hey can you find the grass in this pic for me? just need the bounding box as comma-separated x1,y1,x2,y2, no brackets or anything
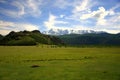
0,46,120,80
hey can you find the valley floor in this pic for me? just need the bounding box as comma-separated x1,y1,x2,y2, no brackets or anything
0,46,120,80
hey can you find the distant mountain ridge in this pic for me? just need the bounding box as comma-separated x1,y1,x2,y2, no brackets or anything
58,33,120,46
43,29,106,35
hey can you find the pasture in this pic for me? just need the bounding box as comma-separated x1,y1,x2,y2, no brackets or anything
0,46,120,80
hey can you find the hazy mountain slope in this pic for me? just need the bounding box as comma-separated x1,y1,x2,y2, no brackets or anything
58,33,120,46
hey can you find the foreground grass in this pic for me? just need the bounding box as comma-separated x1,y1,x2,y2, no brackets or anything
0,46,120,80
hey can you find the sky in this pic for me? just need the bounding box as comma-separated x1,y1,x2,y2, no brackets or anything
0,0,120,35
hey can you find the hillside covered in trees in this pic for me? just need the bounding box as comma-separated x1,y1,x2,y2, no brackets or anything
58,33,120,46
0,30,64,46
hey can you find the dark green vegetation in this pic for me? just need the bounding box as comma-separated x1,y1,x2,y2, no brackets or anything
0,46,120,80
0,34,3,40
58,33,120,46
0,30,63,46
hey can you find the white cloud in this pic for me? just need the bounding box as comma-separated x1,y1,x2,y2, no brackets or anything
0,8,20,18
60,15,65,18
109,4,120,15
25,0,42,17
0,20,39,35
73,0,96,13
67,0,97,21
93,12,120,34
93,27,120,34
73,23,120,34
73,25,92,30
73,0,89,12
54,0,71,9
103,30,120,34
79,6,119,26
55,21,68,24
95,6,120,26
108,13,120,23
44,14,56,29
11,1,25,16
44,13,68,29
44,14,92,31
92,7,108,25
80,7,108,19
0,0,43,18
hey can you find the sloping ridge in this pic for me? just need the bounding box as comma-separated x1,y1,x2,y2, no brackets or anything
0,30,64,46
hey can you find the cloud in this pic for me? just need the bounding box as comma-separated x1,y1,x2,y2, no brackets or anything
44,13,68,29
0,20,39,35
93,9,120,34
0,8,20,18
60,15,65,18
44,13,56,29
11,1,25,16
80,7,104,19
79,5,120,26
108,4,120,15
54,0,71,9
95,6,120,26
0,0,43,18
73,0,96,13
0,0,7,3
25,0,42,17
67,0,97,21
80,7,108,25
73,0,90,12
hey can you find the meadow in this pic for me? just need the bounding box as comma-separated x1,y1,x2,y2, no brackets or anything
0,46,120,80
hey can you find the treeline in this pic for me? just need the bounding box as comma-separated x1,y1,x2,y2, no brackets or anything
58,33,120,46
0,30,64,46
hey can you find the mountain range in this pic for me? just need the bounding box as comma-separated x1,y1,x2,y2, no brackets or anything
0,30,120,46
43,29,120,46
43,29,106,35
58,33,120,46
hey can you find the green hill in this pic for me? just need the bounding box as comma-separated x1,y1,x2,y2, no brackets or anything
58,33,120,46
0,30,64,46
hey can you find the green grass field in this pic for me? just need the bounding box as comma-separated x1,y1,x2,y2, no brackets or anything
0,46,120,80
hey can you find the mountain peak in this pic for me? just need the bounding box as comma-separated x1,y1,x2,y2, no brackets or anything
43,29,106,35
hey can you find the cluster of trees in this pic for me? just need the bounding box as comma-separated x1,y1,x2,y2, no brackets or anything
58,33,120,46
0,30,64,46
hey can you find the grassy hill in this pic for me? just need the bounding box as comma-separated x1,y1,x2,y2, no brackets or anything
0,30,64,46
